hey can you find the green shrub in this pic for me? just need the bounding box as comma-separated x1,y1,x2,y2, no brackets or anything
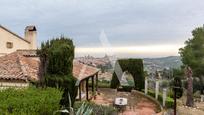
117,86,133,92
147,90,174,108
111,59,144,91
88,80,111,88
98,80,111,88
110,72,120,88
0,87,62,114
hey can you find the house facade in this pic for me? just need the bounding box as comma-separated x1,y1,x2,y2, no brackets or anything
0,25,37,56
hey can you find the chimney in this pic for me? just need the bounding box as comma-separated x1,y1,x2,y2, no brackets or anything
24,26,37,49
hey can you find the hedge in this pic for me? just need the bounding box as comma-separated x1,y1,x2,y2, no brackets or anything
147,90,174,108
88,80,111,88
0,87,62,114
111,59,144,91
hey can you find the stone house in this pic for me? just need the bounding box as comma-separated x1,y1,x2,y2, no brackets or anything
0,50,40,89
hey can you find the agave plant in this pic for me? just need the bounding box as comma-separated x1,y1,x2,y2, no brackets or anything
75,102,93,115
54,92,92,115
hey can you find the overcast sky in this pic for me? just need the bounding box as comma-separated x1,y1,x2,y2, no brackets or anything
1,0,204,57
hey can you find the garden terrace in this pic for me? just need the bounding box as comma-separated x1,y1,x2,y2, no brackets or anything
91,88,163,115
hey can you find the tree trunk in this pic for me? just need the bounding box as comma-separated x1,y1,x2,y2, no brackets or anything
186,76,194,107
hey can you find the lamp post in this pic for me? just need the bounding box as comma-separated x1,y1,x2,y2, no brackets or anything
173,86,180,115
172,76,183,115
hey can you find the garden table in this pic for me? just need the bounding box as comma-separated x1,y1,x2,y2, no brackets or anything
115,98,128,106
114,98,128,111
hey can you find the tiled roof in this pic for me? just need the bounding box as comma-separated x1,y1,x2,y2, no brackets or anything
73,61,99,81
0,51,99,82
0,51,40,81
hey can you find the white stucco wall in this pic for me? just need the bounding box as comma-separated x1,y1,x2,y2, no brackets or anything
0,27,31,56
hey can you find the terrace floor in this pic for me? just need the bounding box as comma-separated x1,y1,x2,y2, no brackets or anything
91,88,161,115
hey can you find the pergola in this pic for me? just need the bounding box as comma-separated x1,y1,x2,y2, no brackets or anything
73,61,99,101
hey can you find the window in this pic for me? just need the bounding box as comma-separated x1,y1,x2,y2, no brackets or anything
6,42,13,49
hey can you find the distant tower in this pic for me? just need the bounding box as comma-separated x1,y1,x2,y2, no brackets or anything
24,26,37,49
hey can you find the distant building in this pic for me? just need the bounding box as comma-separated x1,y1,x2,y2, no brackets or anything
0,25,37,56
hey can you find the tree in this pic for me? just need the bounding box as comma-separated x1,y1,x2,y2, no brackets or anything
38,36,77,107
179,26,204,93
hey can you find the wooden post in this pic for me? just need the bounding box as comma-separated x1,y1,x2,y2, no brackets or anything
79,82,81,101
96,73,98,93
92,76,94,96
86,78,89,100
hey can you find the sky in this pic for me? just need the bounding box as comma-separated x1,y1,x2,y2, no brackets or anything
1,0,204,58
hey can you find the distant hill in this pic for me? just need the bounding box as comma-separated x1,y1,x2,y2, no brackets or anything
143,56,182,72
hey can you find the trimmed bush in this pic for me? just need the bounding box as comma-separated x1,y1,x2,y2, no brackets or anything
147,90,174,108
0,87,62,114
110,72,120,88
111,59,144,91
89,80,111,88
120,86,133,92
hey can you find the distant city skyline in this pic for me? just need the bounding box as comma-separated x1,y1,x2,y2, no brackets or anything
1,0,204,57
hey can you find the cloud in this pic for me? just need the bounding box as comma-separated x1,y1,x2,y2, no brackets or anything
1,0,204,57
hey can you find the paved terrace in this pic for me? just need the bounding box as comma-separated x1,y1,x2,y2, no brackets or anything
91,88,162,115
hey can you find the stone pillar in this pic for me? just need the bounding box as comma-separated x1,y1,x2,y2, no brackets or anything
145,79,148,95
201,95,204,102
155,80,159,100
186,66,194,107
186,76,194,106
163,88,167,106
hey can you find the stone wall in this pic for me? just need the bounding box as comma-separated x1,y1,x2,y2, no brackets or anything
0,81,29,90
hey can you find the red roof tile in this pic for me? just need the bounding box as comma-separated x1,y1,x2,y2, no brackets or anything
0,51,40,81
73,61,99,81
0,51,99,82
